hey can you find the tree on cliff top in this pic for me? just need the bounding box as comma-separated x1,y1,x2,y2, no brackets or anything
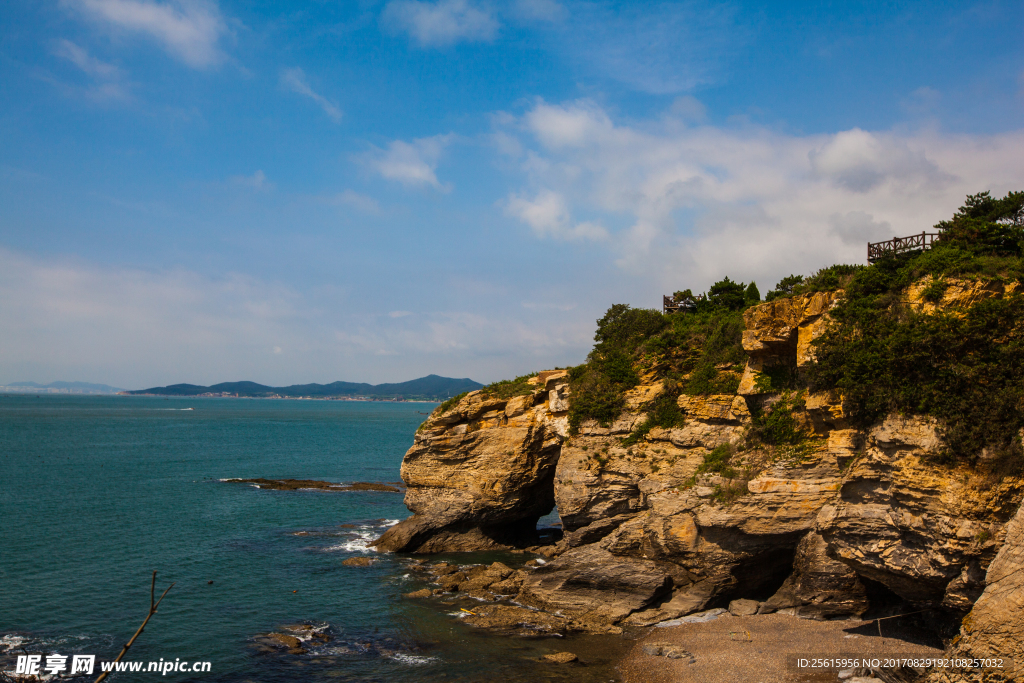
935,190,1024,257
807,189,1024,471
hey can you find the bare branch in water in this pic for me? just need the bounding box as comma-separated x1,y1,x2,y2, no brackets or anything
94,571,174,683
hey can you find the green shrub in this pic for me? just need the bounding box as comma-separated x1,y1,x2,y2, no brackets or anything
623,391,686,445
568,365,628,433
809,293,1024,466
934,191,1024,256
568,297,748,432
747,393,805,447
482,372,538,400
437,391,469,414
697,444,736,479
753,364,795,394
795,264,863,294
765,274,804,302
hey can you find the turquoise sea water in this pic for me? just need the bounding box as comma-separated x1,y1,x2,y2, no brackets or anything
1,395,624,682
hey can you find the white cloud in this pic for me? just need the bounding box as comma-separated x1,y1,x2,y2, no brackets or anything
828,211,894,246
332,189,380,213
669,95,707,122
53,39,130,100
55,39,122,80
525,99,613,149
381,0,498,47
68,0,227,68
505,189,608,241
362,135,454,189
499,99,1024,293
808,128,950,192
229,170,270,189
280,67,343,123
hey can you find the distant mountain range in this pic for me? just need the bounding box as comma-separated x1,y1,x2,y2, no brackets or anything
127,374,483,400
1,381,125,394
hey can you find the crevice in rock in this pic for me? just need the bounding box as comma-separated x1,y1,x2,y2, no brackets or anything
858,575,908,619
724,545,799,603
851,577,959,647
844,578,950,650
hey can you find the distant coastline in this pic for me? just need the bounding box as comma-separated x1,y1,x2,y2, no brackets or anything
121,392,439,403
2,374,481,401
0,381,124,395
124,374,481,402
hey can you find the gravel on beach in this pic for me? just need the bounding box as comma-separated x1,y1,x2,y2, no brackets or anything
619,612,944,683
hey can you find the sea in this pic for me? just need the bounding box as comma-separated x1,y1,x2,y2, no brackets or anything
0,394,626,682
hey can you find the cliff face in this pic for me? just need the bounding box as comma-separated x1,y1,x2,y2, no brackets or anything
376,286,1024,644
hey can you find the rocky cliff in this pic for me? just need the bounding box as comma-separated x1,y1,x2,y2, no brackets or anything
375,283,1024,675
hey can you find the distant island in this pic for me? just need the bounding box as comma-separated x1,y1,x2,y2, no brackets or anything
125,374,483,401
0,381,126,394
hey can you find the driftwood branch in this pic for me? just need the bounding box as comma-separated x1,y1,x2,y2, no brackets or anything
94,571,175,683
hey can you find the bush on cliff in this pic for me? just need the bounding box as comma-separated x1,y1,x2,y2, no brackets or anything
807,190,1024,468
482,372,539,400
567,279,750,434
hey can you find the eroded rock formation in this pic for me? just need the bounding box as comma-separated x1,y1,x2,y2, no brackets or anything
375,287,1024,653
375,372,569,553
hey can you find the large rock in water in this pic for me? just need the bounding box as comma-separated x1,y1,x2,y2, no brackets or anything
375,374,569,552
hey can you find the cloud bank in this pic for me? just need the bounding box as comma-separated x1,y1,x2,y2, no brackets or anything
500,99,1024,292
0,248,589,388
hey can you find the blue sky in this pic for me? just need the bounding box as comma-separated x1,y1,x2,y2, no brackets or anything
1,0,1022,388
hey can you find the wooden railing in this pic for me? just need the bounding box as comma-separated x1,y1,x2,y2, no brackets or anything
663,295,698,314
867,231,939,263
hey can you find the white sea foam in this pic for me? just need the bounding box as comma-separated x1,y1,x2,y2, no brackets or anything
321,518,398,553
389,653,436,665
1,634,27,652
322,539,372,552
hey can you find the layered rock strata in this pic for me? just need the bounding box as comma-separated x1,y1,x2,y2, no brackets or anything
376,288,1024,649
375,372,569,553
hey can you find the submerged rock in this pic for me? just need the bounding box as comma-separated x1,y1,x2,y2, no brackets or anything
342,556,375,567
225,478,403,492
541,652,578,664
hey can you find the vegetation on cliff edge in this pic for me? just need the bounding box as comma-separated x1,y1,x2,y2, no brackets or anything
807,190,1024,469
567,284,751,434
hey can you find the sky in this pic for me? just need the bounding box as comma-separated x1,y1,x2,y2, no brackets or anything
1,0,1023,389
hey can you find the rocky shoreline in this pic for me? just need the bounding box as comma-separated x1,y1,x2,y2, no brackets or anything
373,287,1024,681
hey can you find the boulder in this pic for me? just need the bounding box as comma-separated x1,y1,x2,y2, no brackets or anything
728,599,759,616
540,652,578,664
342,556,374,567
517,545,672,627
761,531,867,619
374,388,564,553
